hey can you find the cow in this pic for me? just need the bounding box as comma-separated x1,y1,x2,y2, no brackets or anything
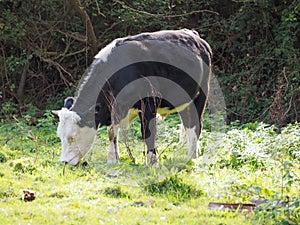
52,29,212,166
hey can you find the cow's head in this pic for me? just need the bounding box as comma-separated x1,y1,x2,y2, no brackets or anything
52,99,96,165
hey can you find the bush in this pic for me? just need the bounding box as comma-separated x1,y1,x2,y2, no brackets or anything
104,186,131,199
0,152,7,163
145,176,203,204
0,0,299,125
254,197,300,224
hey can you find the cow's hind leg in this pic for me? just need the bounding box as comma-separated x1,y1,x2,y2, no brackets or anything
138,99,158,165
179,93,207,160
107,126,120,164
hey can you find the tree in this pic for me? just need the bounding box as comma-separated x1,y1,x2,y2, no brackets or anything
0,0,299,125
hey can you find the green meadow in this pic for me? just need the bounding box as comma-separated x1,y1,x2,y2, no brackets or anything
0,112,299,224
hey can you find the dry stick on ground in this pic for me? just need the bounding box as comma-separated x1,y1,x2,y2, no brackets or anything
123,136,136,164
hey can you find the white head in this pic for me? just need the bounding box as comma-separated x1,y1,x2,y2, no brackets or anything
52,108,97,165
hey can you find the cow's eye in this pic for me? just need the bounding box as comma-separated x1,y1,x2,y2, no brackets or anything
67,136,76,143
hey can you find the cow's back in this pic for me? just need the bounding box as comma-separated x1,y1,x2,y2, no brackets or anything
114,29,212,66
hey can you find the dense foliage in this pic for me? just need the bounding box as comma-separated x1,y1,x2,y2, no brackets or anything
0,0,299,126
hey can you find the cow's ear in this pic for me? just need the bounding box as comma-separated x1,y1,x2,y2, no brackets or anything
64,97,75,109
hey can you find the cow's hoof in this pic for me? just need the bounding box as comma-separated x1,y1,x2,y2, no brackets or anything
146,152,158,166
107,159,119,164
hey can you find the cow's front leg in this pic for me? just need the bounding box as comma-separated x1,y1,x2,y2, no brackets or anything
107,126,120,164
139,102,158,165
185,126,200,159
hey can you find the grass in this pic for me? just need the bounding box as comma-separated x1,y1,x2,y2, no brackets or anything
0,111,299,224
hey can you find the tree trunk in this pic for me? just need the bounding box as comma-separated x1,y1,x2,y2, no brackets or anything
16,60,29,101
69,0,98,56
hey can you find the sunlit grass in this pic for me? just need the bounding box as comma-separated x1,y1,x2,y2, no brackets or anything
0,113,299,224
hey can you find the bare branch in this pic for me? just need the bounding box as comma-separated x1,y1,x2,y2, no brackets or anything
97,21,124,48
115,0,219,18
56,30,87,43
69,0,98,56
39,56,73,86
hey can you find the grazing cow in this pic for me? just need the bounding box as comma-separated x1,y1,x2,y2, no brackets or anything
52,29,212,166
